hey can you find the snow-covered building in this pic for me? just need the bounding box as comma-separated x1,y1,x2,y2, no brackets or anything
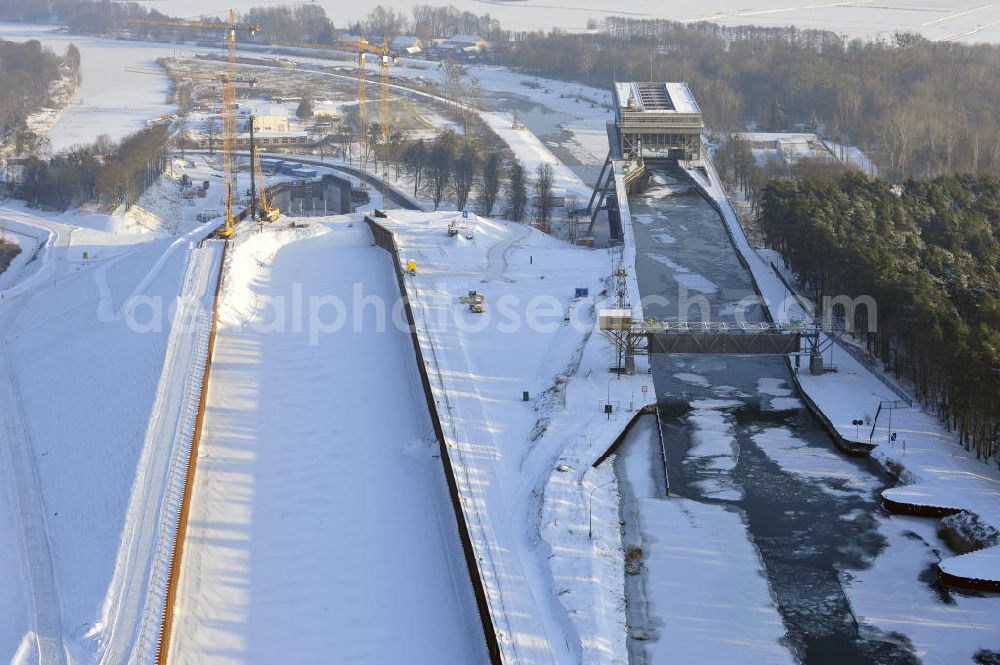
741,132,840,168
234,105,291,133
441,34,488,52
196,131,310,150
391,35,423,54
612,81,703,161
250,114,290,133
312,102,342,127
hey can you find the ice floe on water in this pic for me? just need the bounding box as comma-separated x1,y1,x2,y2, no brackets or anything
766,397,802,411
647,253,685,271
673,372,710,387
752,426,880,498
642,184,694,199
757,377,791,396
675,272,719,294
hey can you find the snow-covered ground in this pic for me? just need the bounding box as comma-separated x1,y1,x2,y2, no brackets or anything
168,218,488,664
132,0,1000,43
381,209,653,665
0,161,234,665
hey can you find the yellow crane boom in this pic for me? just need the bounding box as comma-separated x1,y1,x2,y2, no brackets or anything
252,144,279,222
339,36,398,206
272,38,399,206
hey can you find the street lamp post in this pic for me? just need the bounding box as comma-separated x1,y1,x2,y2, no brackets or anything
589,478,616,539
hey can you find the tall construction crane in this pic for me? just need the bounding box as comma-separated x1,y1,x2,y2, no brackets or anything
273,38,399,205
129,11,260,236
340,36,398,206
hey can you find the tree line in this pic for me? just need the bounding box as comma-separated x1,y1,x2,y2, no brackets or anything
760,172,1000,463
490,22,1000,181
0,0,165,34
0,38,77,152
349,127,555,225
18,123,169,210
348,5,505,41
9,0,505,45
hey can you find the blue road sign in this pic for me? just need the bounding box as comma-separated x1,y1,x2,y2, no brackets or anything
890,432,897,442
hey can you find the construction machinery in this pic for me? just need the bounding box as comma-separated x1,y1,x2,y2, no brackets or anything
460,290,486,313
129,10,260,236
251,140,280,223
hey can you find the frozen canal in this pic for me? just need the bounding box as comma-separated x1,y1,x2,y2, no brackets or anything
169,222,488,664
618,169,1000,665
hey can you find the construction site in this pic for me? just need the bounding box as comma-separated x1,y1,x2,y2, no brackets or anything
1,12,999,665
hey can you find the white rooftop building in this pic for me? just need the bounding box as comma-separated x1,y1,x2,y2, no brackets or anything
391,35,423,54
612,81,704,160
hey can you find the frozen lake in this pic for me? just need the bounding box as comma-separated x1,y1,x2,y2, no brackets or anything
0,24,182,152
132,0,1000,43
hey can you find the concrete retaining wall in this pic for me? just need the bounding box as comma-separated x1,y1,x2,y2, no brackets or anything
153,239,229,665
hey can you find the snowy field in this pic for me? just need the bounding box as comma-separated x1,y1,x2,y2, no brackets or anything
134,0,1000,42
0,163,234,665
168,219,488,664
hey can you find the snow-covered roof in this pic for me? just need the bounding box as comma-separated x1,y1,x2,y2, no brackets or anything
613,82,700,114
447,34,485,44
236,130,307,139
391,35,421,47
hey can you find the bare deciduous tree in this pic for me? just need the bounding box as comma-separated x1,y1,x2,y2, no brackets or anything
504,159,528,222
452,144,479,210
477,152,502,216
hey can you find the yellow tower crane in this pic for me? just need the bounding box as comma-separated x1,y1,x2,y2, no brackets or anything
339,36,398,207
275,38,399,206
129,11,260,236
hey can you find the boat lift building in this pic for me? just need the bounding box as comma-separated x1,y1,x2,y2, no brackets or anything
612,81,704,161
589,82,705,235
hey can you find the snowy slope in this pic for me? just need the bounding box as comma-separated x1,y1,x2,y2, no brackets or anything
0,163,233,664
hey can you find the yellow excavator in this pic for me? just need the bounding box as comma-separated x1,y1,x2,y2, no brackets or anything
252,145,280,222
